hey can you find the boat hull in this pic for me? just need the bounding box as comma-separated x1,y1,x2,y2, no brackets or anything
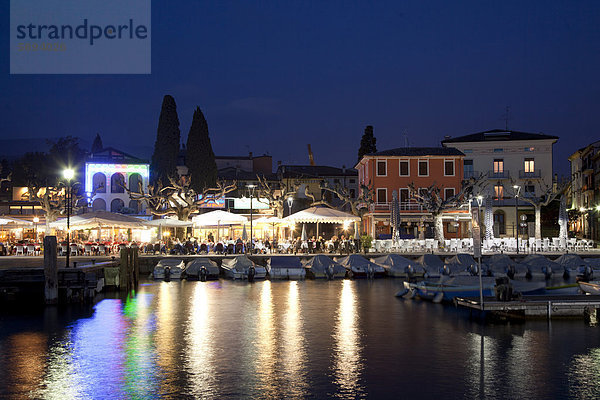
579,281,600,295
267,268,306,280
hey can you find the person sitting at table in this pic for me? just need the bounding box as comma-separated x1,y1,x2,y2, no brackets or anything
264,239,271,254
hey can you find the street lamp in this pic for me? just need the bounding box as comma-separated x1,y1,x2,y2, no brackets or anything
247,184,256,254
513,185,521,254
287,196,294,240
63,168,74,268
475,195,483,307
33,216,39,242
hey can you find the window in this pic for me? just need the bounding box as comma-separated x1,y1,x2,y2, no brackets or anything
418,160,428,176
464,159,474,178
349,189,356,198
494,184,504,199
447,221,458,233
377,188,387,204
524,185,535,197
399,188,409,203
93,173,106,193
110,198,124,213
349,179,356,184
129,173,142,193
493,159,504,173
111,173,125,193
444,188,455,200
494,211,506,235
444,160,455,176
463,149,473,154
399,160,409,176
333,178,340,184
419,188,428,198
376,160,387,176
92,198,106,211
524,147,535,152
524,158,534,173
494,148,504,153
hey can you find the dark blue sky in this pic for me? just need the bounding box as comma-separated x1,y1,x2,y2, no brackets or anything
2,1,599,175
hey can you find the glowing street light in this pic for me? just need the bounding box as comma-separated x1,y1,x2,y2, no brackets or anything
33,216,39,242
247,184,256,254
513,185,521,254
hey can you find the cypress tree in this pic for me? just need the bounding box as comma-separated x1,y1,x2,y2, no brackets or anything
91,133,103,154
358,125,377,162
186,106,217,191
151,95,181,184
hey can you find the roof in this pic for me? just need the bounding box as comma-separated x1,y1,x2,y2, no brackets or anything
364,147,465,157
217,167,277,181
88,147,148,164
441,129,559,144
277,165,358,179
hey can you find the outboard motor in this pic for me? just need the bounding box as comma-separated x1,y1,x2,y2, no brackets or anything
577,265,594,282
441,265,452,276
164,266,171,281
506,265,516,279
495,277,513,301
326,264,334,280
248,266,256,282
542,266,552,280
199,266,207,282
405,265,415,278
367,266,374,279
468,264,479,276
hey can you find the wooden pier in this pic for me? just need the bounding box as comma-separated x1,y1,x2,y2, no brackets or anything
456,295,600,320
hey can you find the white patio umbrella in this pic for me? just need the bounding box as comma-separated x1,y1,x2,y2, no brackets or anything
301,224,307,241
254,216,287,240
0,216,33,226
284,205,360,239
193,210,248,241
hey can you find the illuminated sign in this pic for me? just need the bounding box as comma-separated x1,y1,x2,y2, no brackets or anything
233,197,270,210
85,163,149,193
198,195,226,209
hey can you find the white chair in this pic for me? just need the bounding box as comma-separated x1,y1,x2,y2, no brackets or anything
70,244,78,256
84,244,92,256
15,245,24,255
27,244,35,256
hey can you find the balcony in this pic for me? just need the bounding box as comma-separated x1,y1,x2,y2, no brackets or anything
488,170,510,179
519,169,541,179
463,170,481,179
371,202,424,213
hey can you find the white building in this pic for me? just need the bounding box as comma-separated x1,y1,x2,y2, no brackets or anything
442,129,558,238
85,147,149,215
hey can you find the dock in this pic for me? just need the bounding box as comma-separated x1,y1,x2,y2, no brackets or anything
456,295,600,320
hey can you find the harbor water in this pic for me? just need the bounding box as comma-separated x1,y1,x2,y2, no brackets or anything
1,279,599,399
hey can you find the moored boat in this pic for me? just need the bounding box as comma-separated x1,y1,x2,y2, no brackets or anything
337,254,385,278
153,259,186,280
303,255,347,279
185,258,220,281
579,281,600,295
399,276,497,303
371,254,424,278
221,255,267,280
267,256,306,280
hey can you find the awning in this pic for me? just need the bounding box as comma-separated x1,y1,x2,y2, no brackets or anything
50,210,147,229
192,210,248,227
0,216,33,226
284,206,360,224
145,218,193,227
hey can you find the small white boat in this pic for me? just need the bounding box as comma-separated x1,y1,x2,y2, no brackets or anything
266,256,306,280
153,259,186,280
371,254,424,278
185,258,220,281
221,255,267,281
303,255,347,279
579,281,600,295
337,254,385,278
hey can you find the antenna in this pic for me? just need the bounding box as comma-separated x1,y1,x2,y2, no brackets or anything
503,106,510,130
403,131,409,147
307,144,315,166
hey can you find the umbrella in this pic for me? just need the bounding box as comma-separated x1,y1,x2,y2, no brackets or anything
144,218,193,228
391,190,400,241
301,224,307,241
50,210,146,229
242,224,248,241
0,216,33,226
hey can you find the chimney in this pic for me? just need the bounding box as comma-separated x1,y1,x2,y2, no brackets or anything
249,151,253,158
342,165,346,173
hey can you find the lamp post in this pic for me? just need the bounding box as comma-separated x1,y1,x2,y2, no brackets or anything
513,185,521,254
475,195,483,308
63,168,74,268
247,184,256,254
33,216,39,242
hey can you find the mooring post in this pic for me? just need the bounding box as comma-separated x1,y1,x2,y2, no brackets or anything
44,236,58,305
131,244,139,288
119,247,128,291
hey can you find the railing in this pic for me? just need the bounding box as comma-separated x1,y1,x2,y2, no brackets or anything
519,169,541,179
463,170,480,179
488,170,510,179
372,202,424,212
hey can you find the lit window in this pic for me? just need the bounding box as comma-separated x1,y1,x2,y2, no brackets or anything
493,159,504,173
524,158,534,173
494,185,504,199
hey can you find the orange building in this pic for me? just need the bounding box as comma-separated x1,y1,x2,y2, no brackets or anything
356,147,468,239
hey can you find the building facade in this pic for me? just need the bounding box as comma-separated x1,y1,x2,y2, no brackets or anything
356,147,466,239
568,140,600,240
442,129,558,238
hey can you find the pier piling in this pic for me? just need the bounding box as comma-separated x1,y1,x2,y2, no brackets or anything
44,236,58,305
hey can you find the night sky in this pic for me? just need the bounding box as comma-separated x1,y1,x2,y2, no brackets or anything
1,1,599,176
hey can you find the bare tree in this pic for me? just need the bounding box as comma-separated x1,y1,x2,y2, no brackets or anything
23,183,85,233
511,178,569,240
256,175,300,218
408,177,482,243
320,181,375,233
128,176,236,221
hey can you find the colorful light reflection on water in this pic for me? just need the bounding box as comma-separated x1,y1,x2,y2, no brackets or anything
1,279,600,399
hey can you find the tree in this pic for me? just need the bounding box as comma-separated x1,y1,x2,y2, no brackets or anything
91,133,104,153
185,107,217,192
408,177,483,243
47,136,87,175
23,183,85,233
320,181,375,233
256,175,300,218
357,125,377,162
127,175,236,221
151,95,181,185
512,178,569,240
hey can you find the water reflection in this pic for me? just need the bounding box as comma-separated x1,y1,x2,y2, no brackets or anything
255,281,277,398
332,280,365,398
281,281,308,398
185,282,217,398
568,347,600,398
6,332,46,397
